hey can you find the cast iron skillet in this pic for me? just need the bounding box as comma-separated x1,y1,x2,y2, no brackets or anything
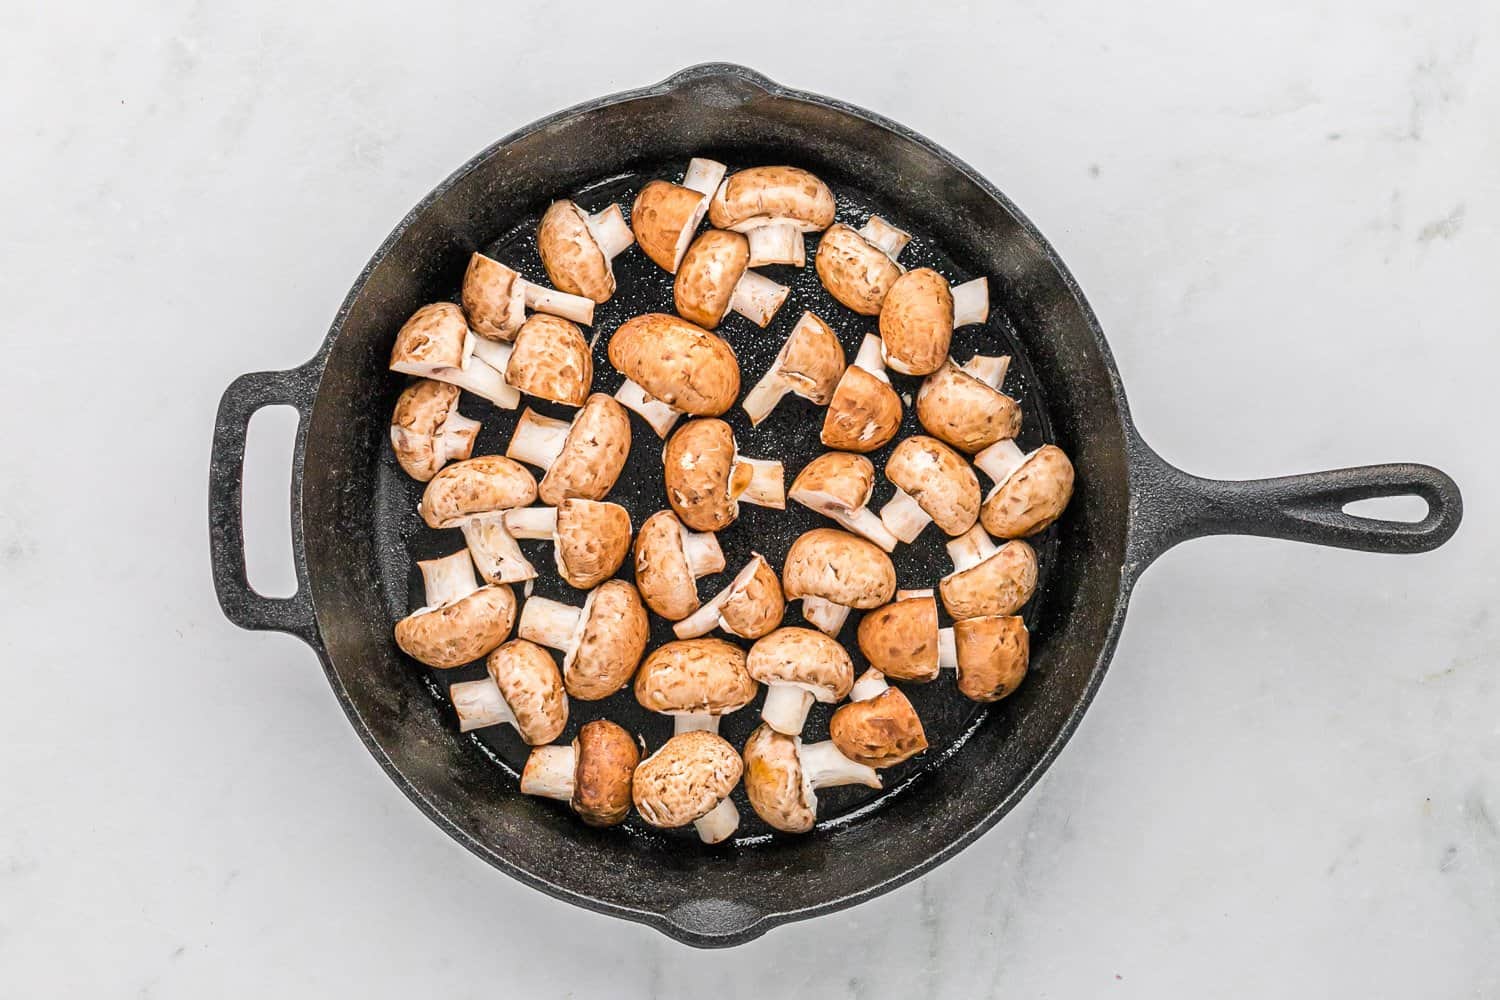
208,64,1462,947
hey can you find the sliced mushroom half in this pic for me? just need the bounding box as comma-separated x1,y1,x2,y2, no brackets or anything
448,638,567,744
393,549,516,669
880,435,981,543
814,216,911,314
939,525,1038,621
632,730,744,844
390,380,480,482
633,638,756,735
608,313,741,436
707,165,837,268
461,252,596,341
673,553,785,641
502,498,631,590
516,579,649,700
663,418,785,532
741,311,847,425
821,334,903,453
742,725,880,834
632,510,726,621
788,452,897,552
975,440,1076,539
389,302,518,409
418,456,539,586
675,229,790,329
781,528,897,636
746,627,854,735
504,393,631,505
537,200,634,304
916,354,1021,454
879,269,989,376
829,669,929,767
631,158,728,274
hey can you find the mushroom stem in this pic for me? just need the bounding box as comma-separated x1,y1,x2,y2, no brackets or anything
418,550,480,609
461,513,538,585
849,668,890,702
613,379,681,437
520,280,595,326
402,333,514,407
746,223,805,267
853,334,890,382
733,457,786,509
693,796,739,845
879,488,933,544
896,587,934,600
801,596,850,636
728,269,790,327
974,438,1028,487
681,526,726,577
950,277,990,327
946,524,1000,573
937,627,958,671
520,744,577,800
439,408,483,462
741,370,792,426
503,505,559,540
585,204,634,260
800,741,882,791
673,712,720,736
673,556,761,639
682,157,728,197
518,596,584,651
461,337,522,409
505,409,571,470
762,684,816,735
450,677,519,733
857,216,911,260
961,354,1010,390
831,506,899,552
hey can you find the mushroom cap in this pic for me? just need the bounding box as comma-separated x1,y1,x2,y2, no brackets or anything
814,224,903,315
674,229,749,329
390,380,471,481
820,366,902,453
506,314,593,407
829,687,929,767
608,313,740,417
746,627,854,701
553,498,632,590
633,638,756,716
789,452,876,512
537,200,614,303
879,269,955,376
486,639,568,744
460,254,525,341
419,455,538,529
717,556,786,639
885,436,981,536
916,360,1022,454
952,615,1030,702
394,584,515,669
631,180,707,273
741,724,814,833
390,302,469,369
566,579,649,700
856,594,941,683
662,418,739,532
776,312,846,404
940,539,1038,620
782,529,897,609
632,730,743,829
980,444,1076,538
570,719,640,826
708,166,836,233
633,510,702,620
538,393,631,506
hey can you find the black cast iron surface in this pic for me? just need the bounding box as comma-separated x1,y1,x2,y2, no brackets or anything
208,64,1463,947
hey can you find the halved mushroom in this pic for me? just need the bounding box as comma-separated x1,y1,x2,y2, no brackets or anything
674,229,789,329
880,436,981,543
916,355,1021,454
633,638,756,735
708,165,837,268
461,252,595,341
389,302,519,409
741,312,846,425
814,217,911,314
631,158,728,274
879,269,989,376
503,499,631,590
516,579,649,700
633,510,726,621
448,637,567,744
976,441,1077,539
788,452,897,552
504,393,631,506
855,589,942,683
608,313,741,436
951,614,1030,702
746,627,854,735
390,380,481,482
829,669,928,767
473,314,594,407
742,724,880,834
393,549,516,668
940,526,1038,620
821,335,903,453
632,730,743,844
782,528,897,636
537,200,634,304
662,418,785,532
521,719,640,827
418,457,539,586
673,553,784,640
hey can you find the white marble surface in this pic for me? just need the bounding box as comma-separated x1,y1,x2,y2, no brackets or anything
3,1,1497,996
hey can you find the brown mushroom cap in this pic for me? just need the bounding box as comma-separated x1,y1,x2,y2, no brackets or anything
608,313,740,417
632,730,743,828
782,529,897,609
537,200,614,303
879,269,955,376
633,510,702,620
663,418,739,532
814,224,903,315
708,166,836,233
506,314,593,407
790,452,876,512
856,594,941,683
916,360,1023,454
390,380,475,481
741,724,815,833
717,557,786,639
775,312,845,404
486,638,567,744
634,638,756,716
538,393,631,506
570,719,640,826
631,180,708,274
553,499,632,590
885,436,981,536
390,302,469,370
460,254,525,341
674,229,749,329
940,539,1038,620
419,456,538,529
821,366,902,453
980,444,1076,539
566,579,649,700
830,687,929,767
394,584,515,669
746,627,854,700
952,615,1030,702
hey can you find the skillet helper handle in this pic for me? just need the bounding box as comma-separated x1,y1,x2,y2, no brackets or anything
209,362,321,642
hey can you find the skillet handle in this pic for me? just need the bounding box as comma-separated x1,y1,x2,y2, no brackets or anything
209,362,321,643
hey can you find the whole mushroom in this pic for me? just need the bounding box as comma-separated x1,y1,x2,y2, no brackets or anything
814,216,911,314
448,638,567,744
634,638,757,735
673,553,785,641
631,157,728,274
662,418,785,532
788,451,898,552
742,725,880,834
520,719,640,827
916,354,1021,454
461,252,596,341
879,269,989,376
393,549,516,668
829,669,929,767
674,229,790,329
940,526,1038,621
608,313,741,436
633,510,726,621
746,627,854,735
389,380,481,482
782,528,897,635
741,311,846,425
951,614,1030,702
632,730,744,844
975,440,1077,539
389,302,518,409
504,393,631,505
503,498,632,590
516,579,649,700
537,200,634,304
880,435,981,543
707,165,837,268
821,334,903,453
418,456,539,586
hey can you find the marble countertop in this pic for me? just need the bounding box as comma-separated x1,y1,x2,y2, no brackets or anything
3,1,1496,996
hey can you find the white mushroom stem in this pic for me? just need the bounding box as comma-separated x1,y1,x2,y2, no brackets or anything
614,379,681,437
520,745,577,800
961,354,1010,390
879,488,933,544
849,668,889,702
394,333,515,408
800,740,882,793
788,487,897,552
693,797,739,845
681,525,726,577
503,505,558,540
950,277,990,327
450,677,519,734
746,223,805,267
896,587,934,600
674,556,764,639
853,334,890,382
584,204,634,260
762,684,817,735
732,457,786,509
518,596,584,652
461,513,538,585
743,315,824,424
505,409,571,470
417,550,480,609
937,627,958,671
857,216,911,260
974,438,1028,488
520,280,595,326
682,157,728,197
801,596,850,636
441,408,482,459
673,712,720,735
728,269,790,327
946,524,1000,573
